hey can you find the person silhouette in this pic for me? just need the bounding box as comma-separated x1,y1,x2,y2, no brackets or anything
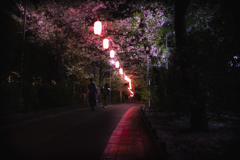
102,83,110,108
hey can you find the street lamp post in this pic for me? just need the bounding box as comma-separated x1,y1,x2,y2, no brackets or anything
19,0,27,113
109,68,111,103
20,0,27,83
109,50,115,103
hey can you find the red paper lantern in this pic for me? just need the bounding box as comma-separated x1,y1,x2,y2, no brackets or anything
119,68,123,74
115,61,119,68
110,50,115,58
103,39,109,49
94,21,102,35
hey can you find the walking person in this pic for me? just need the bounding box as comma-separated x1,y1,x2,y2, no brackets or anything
102,83,110,108
88,78,97,111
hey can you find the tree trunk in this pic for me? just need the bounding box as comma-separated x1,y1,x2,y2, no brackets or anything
190,96,208,131
174,0,208,131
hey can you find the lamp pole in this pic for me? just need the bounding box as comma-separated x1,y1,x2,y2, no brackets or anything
147,54,150,107
19,0,27,112
20,0,27,83
109,68,111,102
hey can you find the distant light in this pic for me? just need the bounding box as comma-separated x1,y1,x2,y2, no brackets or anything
94,21,102,35
110,50,115,58
111,60,115,64
119,68,123,74
103,39,109,49
124,75,132,89
115,61,119,68
128,79,132,89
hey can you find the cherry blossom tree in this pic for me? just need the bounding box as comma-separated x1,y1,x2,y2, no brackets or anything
23,0,109,84
15,0,167,96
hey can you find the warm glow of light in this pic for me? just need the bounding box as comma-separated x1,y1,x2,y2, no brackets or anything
111,60,115,64
115,61,119,68
125,76,130,82
103,39,109,49
119,68,123,74
94,21,102,35
110,50,115,58
129,89,134,97
124,75,132,89
128,79,132,89
130,91,134,97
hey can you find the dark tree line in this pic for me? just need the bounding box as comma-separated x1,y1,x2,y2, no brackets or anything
150,0,239,131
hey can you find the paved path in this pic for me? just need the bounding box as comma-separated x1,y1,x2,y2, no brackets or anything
1,102,162,160
101,106,161,160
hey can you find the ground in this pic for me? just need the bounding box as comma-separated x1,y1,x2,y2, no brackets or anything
143,108,240,160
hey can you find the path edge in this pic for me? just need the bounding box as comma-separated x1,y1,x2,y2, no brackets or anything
140,105,168,160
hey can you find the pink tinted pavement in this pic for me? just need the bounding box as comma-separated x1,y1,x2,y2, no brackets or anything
100,106,162,160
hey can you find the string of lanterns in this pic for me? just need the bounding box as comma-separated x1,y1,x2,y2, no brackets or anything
93,18,134,98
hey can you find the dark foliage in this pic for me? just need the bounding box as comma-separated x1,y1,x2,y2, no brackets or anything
38,83,73,109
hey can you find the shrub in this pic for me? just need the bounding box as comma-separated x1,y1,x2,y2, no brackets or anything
0,83,19,115
38,83,73,109
20,82,39,112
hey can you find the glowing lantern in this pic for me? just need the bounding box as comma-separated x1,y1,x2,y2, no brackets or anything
115,61,119,68
119,68,123,74
94,21,102,35
110,50,115,58
111,60,115,64
103,38,109,49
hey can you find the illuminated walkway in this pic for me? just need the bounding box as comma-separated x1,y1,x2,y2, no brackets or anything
101,106,161,160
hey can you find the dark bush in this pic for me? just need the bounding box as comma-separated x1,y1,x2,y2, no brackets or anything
0,82,74,115
0,83,19,115
38,83,73,109
20,82,39,112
